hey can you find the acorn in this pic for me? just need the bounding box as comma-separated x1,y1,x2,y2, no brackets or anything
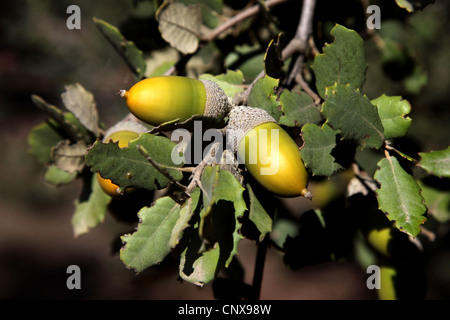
226,106,310,198
119,76,233,126
96,116,149,198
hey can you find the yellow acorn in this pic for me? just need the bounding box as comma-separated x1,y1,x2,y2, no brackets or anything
379,264,397,300
227,106,310,198
119,76,232,126
377,262,425,300
96,117,149,198
358,206,423,260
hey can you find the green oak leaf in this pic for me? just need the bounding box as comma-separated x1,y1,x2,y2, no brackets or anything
372,94,412,139
179,166,247,286
418,180,450,223
28,120,64,165
246,183,273,242
30,95,93,144
395,0,434,12
85,133,183,192
44,164,78,187
419,146,450,178
311,24,366,99
156,2,203,54
279,89,322,127
374,156,427,237
93,17,146,79
200,70,245,99
169,187,202,248
247,75,282,122
300,123,343,177
322,83,384,150
120,196,182,272
72,174,111,237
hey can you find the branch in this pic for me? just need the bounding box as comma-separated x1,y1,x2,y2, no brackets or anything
185,142,222,194
137,145,191,191
204,0,289,42
281,0,316,60
31,95,89,143
237,0,317,105
165,0,290,76
283,0,317,87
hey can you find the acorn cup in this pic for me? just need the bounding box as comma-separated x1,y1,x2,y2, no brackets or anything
226,106,310,198
119,76,233,126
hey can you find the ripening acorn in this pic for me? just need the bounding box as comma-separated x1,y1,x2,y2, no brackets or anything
377,262,426,300
119,76,233,126
96,117,149,198
227,106,310,198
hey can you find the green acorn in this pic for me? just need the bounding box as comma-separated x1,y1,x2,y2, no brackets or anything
119,76,232,126
227,106,310,198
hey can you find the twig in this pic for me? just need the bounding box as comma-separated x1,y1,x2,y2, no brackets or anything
31,95,86,143
350,162,379,196
283,0,317,88
164,0,290,76
384,143,419,164
185,142,222,194
237,0,318,105
295,71,321,104
204,0,289,42
251,236,269,300
281,0,316,60
236,70,265,105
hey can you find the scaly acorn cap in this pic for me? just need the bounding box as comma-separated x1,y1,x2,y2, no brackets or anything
226,105,276,153
200,79,234,119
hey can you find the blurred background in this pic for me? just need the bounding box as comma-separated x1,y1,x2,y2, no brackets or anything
0,0,449,299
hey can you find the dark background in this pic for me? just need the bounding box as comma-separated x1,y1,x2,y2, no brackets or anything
0,0,449,299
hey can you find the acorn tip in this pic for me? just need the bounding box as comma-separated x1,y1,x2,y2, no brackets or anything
301,189,313,200
118,89,128,98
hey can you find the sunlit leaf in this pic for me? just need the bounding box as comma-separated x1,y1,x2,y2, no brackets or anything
85,133,183,192
395,0,434,12
120,196,181,272
246,183,273,242
44,164,78,186
72,174,111,237
179,166,246,286
311,24,366,99
372,94,412,139
419,146,450,178
247,76,281,121
200,70,245,99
